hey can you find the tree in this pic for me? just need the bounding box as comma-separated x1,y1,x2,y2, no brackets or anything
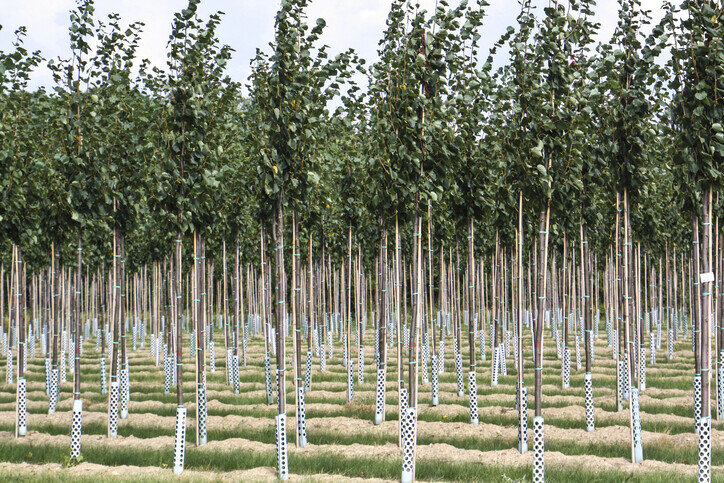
0,24,43,442
668,1,722,477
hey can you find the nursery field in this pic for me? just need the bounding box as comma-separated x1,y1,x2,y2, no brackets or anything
0,0,722,481
0,323,720,482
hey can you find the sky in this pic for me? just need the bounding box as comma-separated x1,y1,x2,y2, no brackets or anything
0,0,667,91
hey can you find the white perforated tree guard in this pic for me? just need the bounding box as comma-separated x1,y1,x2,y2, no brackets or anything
431,355,439,406
314,326,320,356
296,387,307,447
45,357,51,396
120,367,129,419
358,347,365,384
533,416,545,482
198,381,208,445
555,324,562,359
491,345,499,387
275,413,289,480
694,375,702,433
30,331,36,359
640,348,647,391
606,318,612,347
6,349,13,385
634,325,640,357
347,357,354,402
231,354,240,394
374,363,387,425
328,330,333,359
612,329,618,360
668,327,674,361
719,352,724,421
242,325,249,367
468,371,479,425
439,337,445,374
16,377,27,437
69,339,74,375
421,336,429,384
342,334,348,367
500,343,507,376
209,340,216,373
649,333,656,365
158,339,165,367
562,348,571,389
100,357,107,395
518,384,528,453
264,355,273,405
698,417,711,483
584,372,595,432
479,328,486,362
575,335,582,371
270,328,277,356
108,380,119,438
171,352,177,386
620,358,629,400
631,387,643,462
455,349,464,396
400,387,408,411
173,406,187,474
49,368,59,414
164,354,172,395
304,351,312,394
70,399,82,459
401,406,417,483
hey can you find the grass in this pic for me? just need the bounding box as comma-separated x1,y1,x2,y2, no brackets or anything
0,439,717,482
0,328,716,481
2,411,719,467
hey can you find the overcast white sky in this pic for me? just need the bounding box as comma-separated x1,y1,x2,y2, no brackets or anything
0,0,666,91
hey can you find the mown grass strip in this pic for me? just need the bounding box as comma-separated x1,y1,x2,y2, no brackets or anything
0,439,713,482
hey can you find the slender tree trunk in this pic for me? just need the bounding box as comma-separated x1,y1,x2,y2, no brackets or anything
467,217,476,371
701,185,713,420
623,188,636,462
274,198,287,415
175,232,184,407
534,202,551,416
74,231,82,400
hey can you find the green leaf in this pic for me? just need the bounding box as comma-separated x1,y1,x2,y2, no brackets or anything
532,140,544,158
